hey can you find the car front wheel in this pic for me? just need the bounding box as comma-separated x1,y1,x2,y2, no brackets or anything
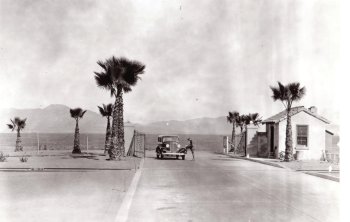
182,155,185,160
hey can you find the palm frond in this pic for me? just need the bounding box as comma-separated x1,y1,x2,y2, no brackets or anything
97,60,108,71
10,119,15,127
80,110,87,118
94,72,112,89
98,106,106,116
226,115,232,123
106,103,113,116
227,111,240,123
70,108,83,118
18,118,26,129
7,124,14,130
288,82,306,101
14,117,21,125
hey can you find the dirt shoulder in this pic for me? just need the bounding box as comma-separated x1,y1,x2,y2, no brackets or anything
0,150,142,170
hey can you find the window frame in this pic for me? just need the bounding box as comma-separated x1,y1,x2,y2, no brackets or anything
296,125,309,147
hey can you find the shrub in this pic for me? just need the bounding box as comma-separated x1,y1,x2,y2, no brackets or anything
0,152,9,162
19,156,28,162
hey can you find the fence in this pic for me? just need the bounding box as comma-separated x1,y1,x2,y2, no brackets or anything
127,131,146,158
0,133,105,153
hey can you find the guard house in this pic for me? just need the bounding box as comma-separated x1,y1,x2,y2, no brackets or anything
262,106,331,160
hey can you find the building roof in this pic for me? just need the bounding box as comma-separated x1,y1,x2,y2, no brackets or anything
262,106,330,124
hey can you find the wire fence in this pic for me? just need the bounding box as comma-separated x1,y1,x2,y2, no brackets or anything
0,133,105,153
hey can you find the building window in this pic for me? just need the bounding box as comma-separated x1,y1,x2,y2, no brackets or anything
297,125,308,146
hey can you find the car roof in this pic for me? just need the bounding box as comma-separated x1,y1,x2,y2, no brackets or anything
158,135,179,137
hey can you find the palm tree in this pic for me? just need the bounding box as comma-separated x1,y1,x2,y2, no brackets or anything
70,108,87,154
7,117,27,152
236,114,247,133
94,56,145,160
270,82,306,161
244,113,262,127
227,111,240,152
98,103,113,154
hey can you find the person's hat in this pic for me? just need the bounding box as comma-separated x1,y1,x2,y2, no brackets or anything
187,138,191,140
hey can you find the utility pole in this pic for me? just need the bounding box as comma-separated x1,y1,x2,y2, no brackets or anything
86,135,89,151
37,133,40,154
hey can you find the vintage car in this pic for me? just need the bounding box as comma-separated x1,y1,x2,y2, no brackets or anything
156,135,186,160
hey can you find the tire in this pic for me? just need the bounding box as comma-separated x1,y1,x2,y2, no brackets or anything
182,155,185,160
176,155,179,159
279,151,285,161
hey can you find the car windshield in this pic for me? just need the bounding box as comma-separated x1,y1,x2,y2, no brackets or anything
162,136,179,142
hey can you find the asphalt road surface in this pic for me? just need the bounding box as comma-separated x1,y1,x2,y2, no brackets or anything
125,151,339,222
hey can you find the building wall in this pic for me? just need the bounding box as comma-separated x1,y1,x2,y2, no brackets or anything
278,111,327,160
257,132,268,157
246,125,259,156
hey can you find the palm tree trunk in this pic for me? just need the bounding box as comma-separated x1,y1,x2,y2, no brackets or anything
231,122,235,153
109,96,119,160
15,129,23,152
72,119,81,154
117,90,125,157
285,109,293,161
244,126,247,157
104,116,111,154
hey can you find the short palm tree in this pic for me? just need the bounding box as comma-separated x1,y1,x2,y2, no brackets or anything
7,117,27,152
70,108,87,154
94,56,145,160
98,103,113,154
270,82,306,161
227,111,240,152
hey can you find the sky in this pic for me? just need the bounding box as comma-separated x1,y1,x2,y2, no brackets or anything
0,0,341,124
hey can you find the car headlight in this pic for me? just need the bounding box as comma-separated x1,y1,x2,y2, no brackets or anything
166,144,169,148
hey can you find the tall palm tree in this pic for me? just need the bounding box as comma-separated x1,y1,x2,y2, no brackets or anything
98,103,113,154
226,111,240,152
7,117,26,152
270,82,306,161
70,108,87,154
94,56,145,160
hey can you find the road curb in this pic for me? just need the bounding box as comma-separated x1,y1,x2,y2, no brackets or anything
303,172,339,182
0,167,134,172
227,155,286,169
115,158,144,222
227,154,340,182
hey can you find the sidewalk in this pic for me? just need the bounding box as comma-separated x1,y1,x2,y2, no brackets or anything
227,153,339,182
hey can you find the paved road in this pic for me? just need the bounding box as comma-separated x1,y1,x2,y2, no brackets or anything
126,151,339,222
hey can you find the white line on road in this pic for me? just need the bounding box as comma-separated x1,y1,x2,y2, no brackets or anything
115,158,144,222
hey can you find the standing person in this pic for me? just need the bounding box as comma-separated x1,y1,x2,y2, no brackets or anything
186,138,195,160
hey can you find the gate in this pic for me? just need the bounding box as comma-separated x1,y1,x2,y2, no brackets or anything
127,130,146,157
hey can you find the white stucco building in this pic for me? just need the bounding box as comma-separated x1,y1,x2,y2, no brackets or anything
262,106,331,160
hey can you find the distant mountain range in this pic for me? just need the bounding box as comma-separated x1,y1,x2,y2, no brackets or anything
0,104,233,134
0,104,339,135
